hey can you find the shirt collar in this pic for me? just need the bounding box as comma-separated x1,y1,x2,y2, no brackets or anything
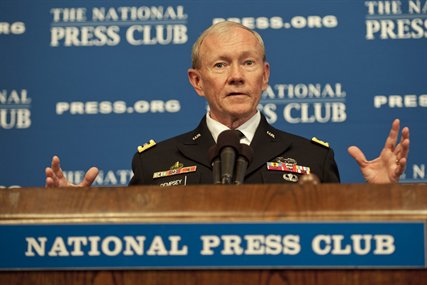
206,111,261,145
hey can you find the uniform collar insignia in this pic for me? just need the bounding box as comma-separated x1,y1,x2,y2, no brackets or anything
266,130,275,139
192,133,201,141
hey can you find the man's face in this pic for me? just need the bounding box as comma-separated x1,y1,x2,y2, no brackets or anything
188,27,270,127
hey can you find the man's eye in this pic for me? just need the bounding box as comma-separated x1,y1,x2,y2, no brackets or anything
214,62,225,68
245,60,255,66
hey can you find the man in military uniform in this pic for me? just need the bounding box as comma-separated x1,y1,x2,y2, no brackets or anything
129,113,339,186
45,21,409,187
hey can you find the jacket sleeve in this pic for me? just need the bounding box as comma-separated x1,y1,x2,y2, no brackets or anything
128,152,143,186
321,148,341,183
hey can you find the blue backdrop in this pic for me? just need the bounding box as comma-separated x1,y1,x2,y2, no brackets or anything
1,0,426,187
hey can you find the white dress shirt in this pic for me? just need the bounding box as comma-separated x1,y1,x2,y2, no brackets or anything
205,111,261,145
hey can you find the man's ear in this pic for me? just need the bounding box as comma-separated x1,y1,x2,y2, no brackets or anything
188,68,205,97
262,62,270,91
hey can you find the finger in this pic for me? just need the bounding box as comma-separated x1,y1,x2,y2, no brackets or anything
394,157,407,178
51,155,65,180
398,132,410,162
384,119,400,150
79,167,99,187
401,126,410,140
348,146,368,167
395,123,409,153
45,177,56,188
399,126,410,149
393,126,409,155
45,167,58,188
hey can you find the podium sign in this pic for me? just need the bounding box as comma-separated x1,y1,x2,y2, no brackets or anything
1,222,425,270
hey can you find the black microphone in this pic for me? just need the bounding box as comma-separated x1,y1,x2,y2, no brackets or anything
234,144,254,184
208,145,221,184
217,130,241,184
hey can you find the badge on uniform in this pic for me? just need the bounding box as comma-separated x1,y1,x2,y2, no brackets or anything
311,137,330,148
266,158,311,183
153,161,197,179
266,162,311,174
138,139,156,153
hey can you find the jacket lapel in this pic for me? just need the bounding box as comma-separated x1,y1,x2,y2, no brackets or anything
246,115,292,176
176,116,215,169
177,115,292,174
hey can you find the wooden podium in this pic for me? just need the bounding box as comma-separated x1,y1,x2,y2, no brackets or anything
1,183,427,285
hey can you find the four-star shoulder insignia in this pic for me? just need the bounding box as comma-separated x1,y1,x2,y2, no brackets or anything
137,139,157,153
311,137,330,148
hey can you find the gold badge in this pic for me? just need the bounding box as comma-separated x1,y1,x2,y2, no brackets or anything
170,161,184,170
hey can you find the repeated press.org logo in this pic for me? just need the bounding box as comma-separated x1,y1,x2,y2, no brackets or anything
0,89,32,129
213,15,338,30
55,99,181,115
0,21,25,35
49,5,188,47
374,92,427,108
259,83,347,124
365,0,427,40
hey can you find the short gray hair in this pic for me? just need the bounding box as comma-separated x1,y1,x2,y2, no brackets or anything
191,21,266,69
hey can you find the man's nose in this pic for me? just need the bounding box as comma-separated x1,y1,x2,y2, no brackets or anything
228,64,245,85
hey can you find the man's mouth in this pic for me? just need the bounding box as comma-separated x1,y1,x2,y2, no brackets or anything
227,92,247,96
